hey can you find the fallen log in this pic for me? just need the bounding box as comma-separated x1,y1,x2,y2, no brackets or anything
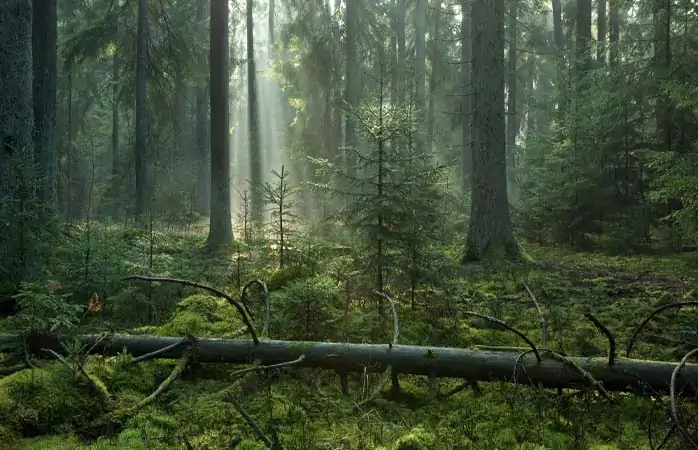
2,333,697,396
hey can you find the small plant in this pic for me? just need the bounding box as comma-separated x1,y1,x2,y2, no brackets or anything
258,165,298,268
10,281,83,334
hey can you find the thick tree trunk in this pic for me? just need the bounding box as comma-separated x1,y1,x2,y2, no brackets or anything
194,0,210,217
0,0,34,290
463,0,519,261
206,0,234,249
32,0,58,209
9,333,698,396
344,0,360,178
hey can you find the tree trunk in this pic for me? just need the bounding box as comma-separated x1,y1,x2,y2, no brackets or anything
247,0,263,227
597,0,606,64
460,0,472,190
206,0,234,250
609,0,619,68
506,0,518,200
195,0,210,217
414,0,426,155
426,0,442,155
0,0,33,290
344,0,360,178
463,0,519,262
134,0,149,223
32,0,58,209
11,333,698,396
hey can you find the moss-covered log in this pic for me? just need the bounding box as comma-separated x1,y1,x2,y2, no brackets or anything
2,333,697,396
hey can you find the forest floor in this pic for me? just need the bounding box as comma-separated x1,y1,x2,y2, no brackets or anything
1,223,697,449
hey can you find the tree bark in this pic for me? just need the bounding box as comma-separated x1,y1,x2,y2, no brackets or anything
134,0,149,223
194,0,210,216
206,0,234,249
0,0,33,289
32,0,58,209
460,0,472,190
9,333,698,396
247,0,263,227
463,0,519,261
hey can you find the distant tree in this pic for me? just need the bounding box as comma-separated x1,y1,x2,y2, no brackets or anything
247,0,263,228
206,0,233,250
462,0,519,262
134,0,149,222
194,0,211,216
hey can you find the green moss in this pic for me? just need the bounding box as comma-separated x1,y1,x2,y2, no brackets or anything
0,364,107,438
393,427,437,450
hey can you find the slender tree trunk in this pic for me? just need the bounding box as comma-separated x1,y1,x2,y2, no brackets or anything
461,0,472,190
344,0,360,178
32,0,58,210
609,0,619,68
463,0,519,262
414,0,426,155
195,0,210,216
506,0,518,199
426,0,442,155
247,0,263,227
134,0,149,223
597,0,606,64
112,53,119,179
206,0,234,249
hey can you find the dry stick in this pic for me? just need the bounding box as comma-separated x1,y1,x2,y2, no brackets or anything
463,311,541,363
669,347,698,449
129,336,191,364
627,301,698,357
241,278,270,337
523,282,547,350
352,290,399,410
124,275,259,344
583,312,616,365
230,354,305,379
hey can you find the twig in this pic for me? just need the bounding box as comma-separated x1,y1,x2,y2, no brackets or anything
227,395,273,448
670,347,698,449
230,355,305,379
523,282,547,350
627,301,698,357
583,312,616,365
241,278,271,337
352,291,400,410
129,336,191,364
463,311,541,363
124,275,259,344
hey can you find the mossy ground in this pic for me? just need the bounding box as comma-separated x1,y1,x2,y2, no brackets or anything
0,223,697,449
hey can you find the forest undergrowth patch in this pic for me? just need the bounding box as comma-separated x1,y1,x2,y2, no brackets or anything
1,226,697,449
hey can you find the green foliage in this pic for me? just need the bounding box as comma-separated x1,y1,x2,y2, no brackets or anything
9,282,83,334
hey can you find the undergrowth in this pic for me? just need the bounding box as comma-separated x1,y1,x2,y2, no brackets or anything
0,221,697,449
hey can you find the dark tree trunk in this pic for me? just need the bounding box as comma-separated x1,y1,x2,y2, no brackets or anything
134,0,149,222
194,0,210,216
32,0,58,210
463,0,519,262
0,0,34,292
206,0,234,250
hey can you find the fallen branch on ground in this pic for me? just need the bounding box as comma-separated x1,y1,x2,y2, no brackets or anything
4,333,698,396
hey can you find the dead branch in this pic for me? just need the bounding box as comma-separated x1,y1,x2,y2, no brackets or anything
670,347,698,449
241,278,271,337
124,275,259,344
627,301,698,357
523,282,547,350
463,311,541,363
583,313,616,365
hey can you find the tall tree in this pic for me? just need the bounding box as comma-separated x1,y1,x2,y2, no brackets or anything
426,0,442,154
194,0,211,216
247,0,263,226
506,0,518,198
32,0,58,209
134,0,149,222
344,0,360,177
206,0,233,250
414,0,426,155
462,0,519,261
0,0,34,287
461,0,472,190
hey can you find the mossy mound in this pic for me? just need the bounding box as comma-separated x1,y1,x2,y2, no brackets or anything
155,294,246,337
0,363,108,440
